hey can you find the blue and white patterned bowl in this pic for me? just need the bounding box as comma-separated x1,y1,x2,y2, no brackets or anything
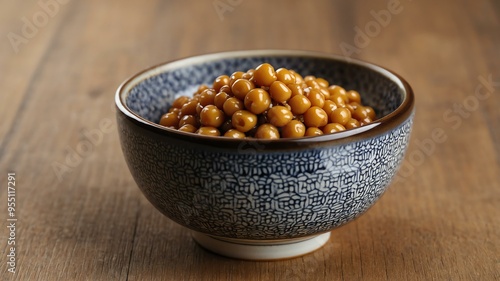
115,50,414,260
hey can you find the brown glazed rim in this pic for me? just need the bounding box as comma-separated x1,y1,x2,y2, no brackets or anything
115,50,414,151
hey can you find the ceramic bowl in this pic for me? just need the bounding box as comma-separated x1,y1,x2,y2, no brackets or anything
115,50,414,260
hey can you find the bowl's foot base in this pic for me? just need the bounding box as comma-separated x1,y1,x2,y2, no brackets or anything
192,231,331,261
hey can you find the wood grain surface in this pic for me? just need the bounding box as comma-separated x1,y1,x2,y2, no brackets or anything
1,0,499,280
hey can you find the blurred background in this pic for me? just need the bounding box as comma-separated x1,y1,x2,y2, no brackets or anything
0,0,499,280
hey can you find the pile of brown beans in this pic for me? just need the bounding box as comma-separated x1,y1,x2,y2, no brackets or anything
159,63,376,139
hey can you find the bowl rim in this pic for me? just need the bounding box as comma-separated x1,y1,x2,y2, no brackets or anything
115,49,414,151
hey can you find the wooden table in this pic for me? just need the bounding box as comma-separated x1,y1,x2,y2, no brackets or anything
1,0,499,280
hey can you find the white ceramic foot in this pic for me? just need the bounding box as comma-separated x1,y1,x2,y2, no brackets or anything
192,231,331,260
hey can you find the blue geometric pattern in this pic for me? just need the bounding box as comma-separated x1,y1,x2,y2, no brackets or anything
118,115,412,239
